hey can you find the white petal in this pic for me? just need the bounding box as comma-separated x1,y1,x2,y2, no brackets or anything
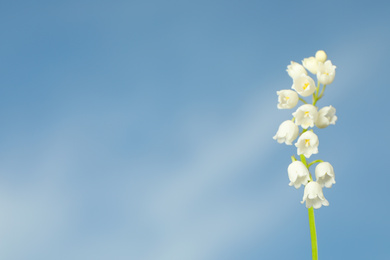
322,199,329,206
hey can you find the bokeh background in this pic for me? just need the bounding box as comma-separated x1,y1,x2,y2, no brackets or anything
0,1,389,259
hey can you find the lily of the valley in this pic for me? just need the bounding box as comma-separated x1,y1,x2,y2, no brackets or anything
315,106,337,129
292,104,318,129
292,74,316,97
317,60,336,85
295,131,319,158
301,181,329,209
287,61,307,79
273,120,299,145
315,162,336,188
302,57,320,74
288,161,310,189
277,90,299,109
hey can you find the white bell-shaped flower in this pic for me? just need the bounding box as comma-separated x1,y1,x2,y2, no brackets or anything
317,60,336,85
315,106,337,129
286,61,307,79
295,131,319,158
288,161,310,189
301,181,329,209
302,57,320,74
291,74,316,97
273,120,299,145
315,162,336,188
277,90,299,109
292,104,318,129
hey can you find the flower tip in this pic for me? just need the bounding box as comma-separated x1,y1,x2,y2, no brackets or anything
315,50,327,63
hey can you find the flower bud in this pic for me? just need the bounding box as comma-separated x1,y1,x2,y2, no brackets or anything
288,161,310,189
273,120,299,145
315,50,327,63
301,181,329,209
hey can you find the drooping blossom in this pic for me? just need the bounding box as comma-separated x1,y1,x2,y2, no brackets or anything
288,161,310,189
273,120,299,145
315,106,337,129
295,131,319,158
287,61,307,79
315,162,336,188
293,104,318,129
302,56,320,74
292,74,316,97
317,60,336,85
277,90,299,109
301,181,329,209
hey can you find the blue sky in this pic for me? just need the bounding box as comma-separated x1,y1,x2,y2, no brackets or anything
0,1,390,259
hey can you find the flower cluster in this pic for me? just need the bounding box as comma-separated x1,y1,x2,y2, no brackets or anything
273,50,337,209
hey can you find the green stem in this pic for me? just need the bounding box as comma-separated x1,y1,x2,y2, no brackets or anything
301,155,318,260
315,82,320,98
318,85,327,99
300,154,308,167
299,97,308,104
308,207,318,260
312,82,321,106
298,84,323,260
313,95,318,106
299,154,312,178
307,159,324,168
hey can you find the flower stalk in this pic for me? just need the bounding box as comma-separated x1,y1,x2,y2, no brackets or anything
308,207,318,260
274,50,338,259
308,159,324,168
